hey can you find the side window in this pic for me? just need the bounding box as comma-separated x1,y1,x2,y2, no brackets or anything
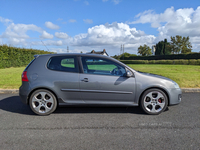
61,58,75,68
81,57,126,76
47,56,78,73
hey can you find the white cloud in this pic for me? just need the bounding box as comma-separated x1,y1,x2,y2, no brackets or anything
0,22,45,45
45,21,60,30
0,16,12,24
7,38,27,46
55,32,69,39
57,18,63,21
69,19,77,23
71,22,155,49
102,0,121,4
84,1,89,5
127,6,200,53
32,40,63,46
40,31,54,39
112,0,121,4
130,6,200,38
46,40,63,46
0,19,58,46
83,19,93,24
1,23,42,39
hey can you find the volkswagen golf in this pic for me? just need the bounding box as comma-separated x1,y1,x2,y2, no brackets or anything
19,53,182,115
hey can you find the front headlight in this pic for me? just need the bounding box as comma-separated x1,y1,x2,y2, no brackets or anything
172,81,180,88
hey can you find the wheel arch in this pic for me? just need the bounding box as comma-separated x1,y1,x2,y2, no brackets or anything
138,87,170,106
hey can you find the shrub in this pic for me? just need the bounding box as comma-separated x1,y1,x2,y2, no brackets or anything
122,53,200,60
121,59,200,65
188,59,198,65
148,60,155,64
173,59,188,65
0,45,54,69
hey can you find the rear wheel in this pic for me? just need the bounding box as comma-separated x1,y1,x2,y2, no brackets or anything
29,89,57,115
140,89,168,115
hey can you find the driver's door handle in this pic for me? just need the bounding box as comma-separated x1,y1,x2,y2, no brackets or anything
81,78,89,82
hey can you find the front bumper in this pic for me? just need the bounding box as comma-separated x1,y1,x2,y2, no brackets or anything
168,88,182,105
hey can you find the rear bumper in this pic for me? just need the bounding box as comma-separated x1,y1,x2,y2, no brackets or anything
19,92,28,104
168,88,182,105
19,83,30,104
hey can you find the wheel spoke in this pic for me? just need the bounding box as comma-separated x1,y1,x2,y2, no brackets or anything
151,105,157,113
33,103,42,112
157,102,165,108
32,96,40,103
144,101,151,108
44,105,52,112
39,92,47,99
156,92,164,99
45,96,54,103
146,92,154,99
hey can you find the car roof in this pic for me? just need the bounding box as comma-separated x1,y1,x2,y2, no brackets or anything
35,53,110,59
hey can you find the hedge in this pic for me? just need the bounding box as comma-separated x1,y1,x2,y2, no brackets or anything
0,45,54,69
121,59,200,65
121,53,200,60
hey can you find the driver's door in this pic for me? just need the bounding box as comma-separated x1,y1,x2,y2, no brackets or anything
79,56,136,103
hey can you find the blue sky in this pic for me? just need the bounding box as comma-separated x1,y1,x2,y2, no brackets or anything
0,0,200,55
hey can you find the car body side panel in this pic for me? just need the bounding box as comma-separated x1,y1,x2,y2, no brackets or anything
80,74,136,103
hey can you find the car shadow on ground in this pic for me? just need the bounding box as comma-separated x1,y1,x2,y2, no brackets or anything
0,96,150,115
0,96,34,115
54,105,145,114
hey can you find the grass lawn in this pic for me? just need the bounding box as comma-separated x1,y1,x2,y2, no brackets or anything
0,67,25,89
127,64,200,88
0,65,199,89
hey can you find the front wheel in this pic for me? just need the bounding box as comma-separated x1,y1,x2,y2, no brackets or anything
140,89,168,115
29,89,57,115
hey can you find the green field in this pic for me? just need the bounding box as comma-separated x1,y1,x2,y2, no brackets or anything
0,65,199,89
0,67,25,89
127,64,200,88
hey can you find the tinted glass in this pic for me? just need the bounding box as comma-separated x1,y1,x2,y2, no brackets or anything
47,56,78,73
81,57,126,76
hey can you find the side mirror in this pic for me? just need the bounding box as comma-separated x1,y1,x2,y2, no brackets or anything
126,70,133,77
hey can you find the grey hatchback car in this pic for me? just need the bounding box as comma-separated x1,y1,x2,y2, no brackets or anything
19,53,182,115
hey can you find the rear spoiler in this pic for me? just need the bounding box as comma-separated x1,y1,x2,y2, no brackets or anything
34,55,40,58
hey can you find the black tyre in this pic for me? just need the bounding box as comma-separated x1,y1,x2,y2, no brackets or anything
140,89,168,115
29,89,57,115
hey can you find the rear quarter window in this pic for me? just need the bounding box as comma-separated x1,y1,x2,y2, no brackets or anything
47,56,78,73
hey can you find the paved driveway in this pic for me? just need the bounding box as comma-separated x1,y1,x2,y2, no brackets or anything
0,93,199,149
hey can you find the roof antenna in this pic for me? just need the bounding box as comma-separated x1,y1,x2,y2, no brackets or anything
41,40,49,51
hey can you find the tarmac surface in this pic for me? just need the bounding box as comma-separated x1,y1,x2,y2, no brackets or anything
0,92,199,149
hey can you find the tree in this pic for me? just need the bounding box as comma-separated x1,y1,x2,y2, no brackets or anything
170,35,192,54
155,39,171,55
137,44,152,56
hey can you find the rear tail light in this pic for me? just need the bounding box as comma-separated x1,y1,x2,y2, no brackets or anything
22,71,29,82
